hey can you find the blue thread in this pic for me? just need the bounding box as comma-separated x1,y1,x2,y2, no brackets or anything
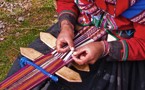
20,57,58,82
20,59,26,68
122,0,145,19
125,30,134,36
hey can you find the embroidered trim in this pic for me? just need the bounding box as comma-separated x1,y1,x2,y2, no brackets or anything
101,41,110,57
59,10,77,19
75,0,118,30
60,20,74,30
106,14,118,30
131,11,145,24
120,40,129,61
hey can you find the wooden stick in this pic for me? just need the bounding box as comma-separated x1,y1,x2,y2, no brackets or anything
20,47,82,82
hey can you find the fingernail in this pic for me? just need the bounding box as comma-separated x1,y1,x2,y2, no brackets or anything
71,47,74,51
73,52,77,55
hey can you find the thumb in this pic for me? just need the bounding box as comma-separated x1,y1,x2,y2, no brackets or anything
73,47,86,56
67,39,74,50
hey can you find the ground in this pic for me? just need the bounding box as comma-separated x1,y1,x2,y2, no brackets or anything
0,0,56,81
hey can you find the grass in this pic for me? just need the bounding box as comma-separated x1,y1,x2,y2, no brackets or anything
0,0,56,81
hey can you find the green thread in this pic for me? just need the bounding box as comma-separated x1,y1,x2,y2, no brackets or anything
122,40,129,61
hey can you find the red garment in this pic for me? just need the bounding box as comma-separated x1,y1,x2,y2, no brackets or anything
56,0,79,17
56,0,145,60
126,23,145,60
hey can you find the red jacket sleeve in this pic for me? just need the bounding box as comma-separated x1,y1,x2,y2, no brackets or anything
56,0,79,16
95,0,137,17
126,23,145,60
108,23,145,61
56,0,79,27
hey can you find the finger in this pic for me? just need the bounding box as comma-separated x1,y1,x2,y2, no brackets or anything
80,54,90,64
58,47,69,52
73,48,86,56
72,55,86,65
72,51,89,65
67,39,74,50
56,40,68,52
88,56,98,64
56,40,62,51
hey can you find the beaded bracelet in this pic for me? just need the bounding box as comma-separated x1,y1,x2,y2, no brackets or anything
101,41,110,57
60,20,74,30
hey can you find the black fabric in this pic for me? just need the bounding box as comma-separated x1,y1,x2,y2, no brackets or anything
58,12,77,28
107,29,135,61
6,23,145,90
107,41,123,61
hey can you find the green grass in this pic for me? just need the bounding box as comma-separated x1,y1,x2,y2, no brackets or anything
0,0,56,81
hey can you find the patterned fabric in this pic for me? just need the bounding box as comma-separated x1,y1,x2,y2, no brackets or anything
73,0,132,61
75,0,145,26
105,0,116,4
75,0,118,30
122,0,145,24
57,0,145,61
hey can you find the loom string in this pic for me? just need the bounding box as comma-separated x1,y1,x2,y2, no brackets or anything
12,26,105,88
4,26,108,89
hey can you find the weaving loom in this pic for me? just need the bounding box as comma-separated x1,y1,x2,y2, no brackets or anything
0,26,107,90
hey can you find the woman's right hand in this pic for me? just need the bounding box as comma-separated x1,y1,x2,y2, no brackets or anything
56,20,74,53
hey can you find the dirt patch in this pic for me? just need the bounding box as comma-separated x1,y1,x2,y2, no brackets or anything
0,0,57,41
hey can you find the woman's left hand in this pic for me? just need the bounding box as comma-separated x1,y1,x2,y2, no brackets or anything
72,42,104,65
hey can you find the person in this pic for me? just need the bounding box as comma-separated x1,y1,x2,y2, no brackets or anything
6,0,145,90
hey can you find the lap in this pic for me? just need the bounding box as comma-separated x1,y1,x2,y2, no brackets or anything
6,23,145,90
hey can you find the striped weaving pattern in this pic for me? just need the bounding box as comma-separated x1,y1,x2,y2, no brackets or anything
0,26,107,90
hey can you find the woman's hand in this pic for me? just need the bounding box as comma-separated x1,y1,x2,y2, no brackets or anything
56,20,74,52
72,42,104,65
